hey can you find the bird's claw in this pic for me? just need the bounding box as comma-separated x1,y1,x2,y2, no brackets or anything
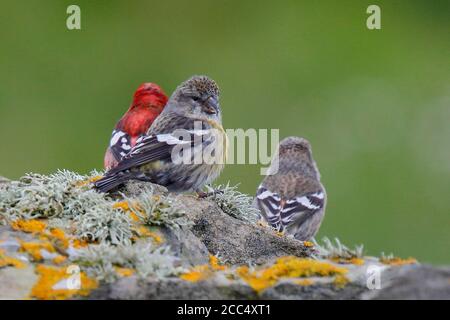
196,189,224,199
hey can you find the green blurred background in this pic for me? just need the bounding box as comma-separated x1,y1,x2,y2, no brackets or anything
0,1,448,263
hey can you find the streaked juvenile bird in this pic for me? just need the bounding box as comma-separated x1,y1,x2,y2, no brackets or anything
95,75,227,193
104,83,168,170
255,137,326,241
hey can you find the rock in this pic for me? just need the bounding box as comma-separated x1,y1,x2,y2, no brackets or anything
0,265,38,299
159,226,210,266
88,263,450,300
0,226,38,254
90,276,257,300
123,180,169,197
366,264,450,300
175,195,312,265
1,173,449,300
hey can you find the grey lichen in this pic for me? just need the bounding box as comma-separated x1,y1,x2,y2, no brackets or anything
313,237,364,260
121,188,190,230
207,183,260,223
0,170,133,244
0,170,103,220
0,170,192,284
0,170,186,245
72,242,185,283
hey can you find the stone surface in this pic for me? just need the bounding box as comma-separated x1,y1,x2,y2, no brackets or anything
366,264,450,300
0,265,37,299
90,265,450,300
175,195,312,266
88,264,450,300
1,178,449,300
90,276,257,300
159,226,210,267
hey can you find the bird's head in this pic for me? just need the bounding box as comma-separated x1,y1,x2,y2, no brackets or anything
131,83,168,111
278,136,314,162
166,75,221,122
270,136,320,179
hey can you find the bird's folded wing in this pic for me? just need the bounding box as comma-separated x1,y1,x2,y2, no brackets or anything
107,129,213,174
256,186,282,228
256,186,325,229
280,191,325,227
109,129,133,160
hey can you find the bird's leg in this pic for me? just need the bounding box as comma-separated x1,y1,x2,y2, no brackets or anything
196,190,209,199
196,185,224,199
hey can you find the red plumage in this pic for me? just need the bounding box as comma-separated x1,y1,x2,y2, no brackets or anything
104,83,168,170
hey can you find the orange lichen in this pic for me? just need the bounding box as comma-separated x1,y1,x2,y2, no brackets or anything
303,241,314,248
0,249,26,269
180,255,227,282
11,220,72,253
129,212,141,222
47,228,69,249
75,176,102,187
113,201,131,211
11,220,75,264
293,279,314,286
52,255,67,265
331,257,365,266
380,256,417,266
257,220,268,228
30,265,98,300
236,256,348,293
333,274,350,288
209,255,227,271
114,201,143,222
20,241,56,261
349,258,364,265
11,219,47,234
115,267,135,277
71,239,89,249
180,265,211,282
135,226,163,244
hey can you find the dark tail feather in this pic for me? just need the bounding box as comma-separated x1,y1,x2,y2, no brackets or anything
94,173,129,193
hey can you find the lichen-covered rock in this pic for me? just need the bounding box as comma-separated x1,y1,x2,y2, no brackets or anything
89,276,258,300
363,264,450,300
158,226,210,266
174,195,312,265
0,171,449,300
0,176,9,184
0,265,38,299
87,262,450,300
0,176,10,193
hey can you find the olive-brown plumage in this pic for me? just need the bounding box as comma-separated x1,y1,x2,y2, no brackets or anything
95,75,227,193
256,137,326,241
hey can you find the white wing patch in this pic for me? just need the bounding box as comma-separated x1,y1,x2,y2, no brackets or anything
257,186,325,231
109,130,132,159
287,196,321,210
156,133,191,145
156,130,212,146
280,191,325,224
256,186,282,229
110,130,126,147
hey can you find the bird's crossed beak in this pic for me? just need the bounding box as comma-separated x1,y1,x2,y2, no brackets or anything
203,96,219,114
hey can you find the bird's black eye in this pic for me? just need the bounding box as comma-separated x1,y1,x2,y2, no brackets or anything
191,96,200,102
